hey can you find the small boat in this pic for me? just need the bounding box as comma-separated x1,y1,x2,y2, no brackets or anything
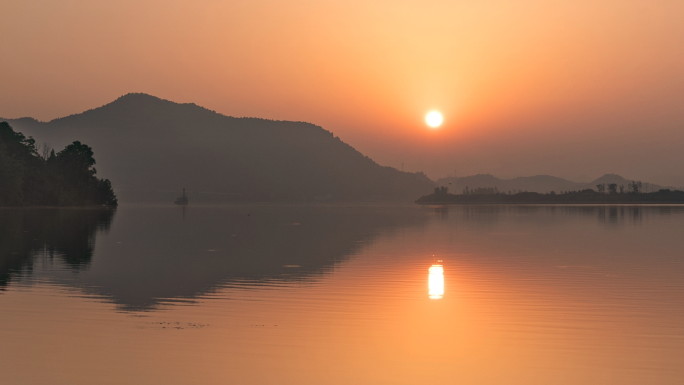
174,188,189,205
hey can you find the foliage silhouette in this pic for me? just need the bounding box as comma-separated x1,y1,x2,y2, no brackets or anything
0,122,117,206
607,183,618,194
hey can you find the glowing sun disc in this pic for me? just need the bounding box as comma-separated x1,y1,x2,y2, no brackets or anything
426,111,443,128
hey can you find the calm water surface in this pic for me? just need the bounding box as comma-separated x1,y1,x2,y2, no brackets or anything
1,204,683,384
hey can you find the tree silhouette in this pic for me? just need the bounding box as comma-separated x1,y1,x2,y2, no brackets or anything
0,122,117,206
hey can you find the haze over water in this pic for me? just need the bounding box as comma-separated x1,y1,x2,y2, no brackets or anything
2,204,683,384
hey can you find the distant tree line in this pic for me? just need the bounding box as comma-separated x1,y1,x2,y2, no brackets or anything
417,183,684,204
0,122,117,206
458,181,647,197
594,181,642,194
462,186,506,195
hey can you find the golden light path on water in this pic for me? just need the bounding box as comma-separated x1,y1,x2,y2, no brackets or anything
428,263,444,299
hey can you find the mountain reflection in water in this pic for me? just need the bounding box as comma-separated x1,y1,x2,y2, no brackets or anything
1,204,678,311
0,205,429,310
0,208,116,287
2,204,684,385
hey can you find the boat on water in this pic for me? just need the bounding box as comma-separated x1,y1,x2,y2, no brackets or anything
174,188,189,205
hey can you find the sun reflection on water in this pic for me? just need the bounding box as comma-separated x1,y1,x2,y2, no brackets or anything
428,263,444,299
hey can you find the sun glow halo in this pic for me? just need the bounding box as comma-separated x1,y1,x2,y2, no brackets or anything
426,111,443,128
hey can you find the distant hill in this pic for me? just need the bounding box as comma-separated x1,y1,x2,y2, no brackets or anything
437,173,670,194
2,93,435,202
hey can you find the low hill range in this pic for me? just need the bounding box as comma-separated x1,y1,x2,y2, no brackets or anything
436,174,675,195
2,93,435,203
3,93,673,203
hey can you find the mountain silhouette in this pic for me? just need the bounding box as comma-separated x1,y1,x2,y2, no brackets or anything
3,93,435,202
437,173,670,194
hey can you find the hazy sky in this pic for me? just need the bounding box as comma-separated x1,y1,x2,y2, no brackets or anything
2,0,684,185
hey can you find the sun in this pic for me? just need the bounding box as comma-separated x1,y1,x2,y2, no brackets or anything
426,111,443,128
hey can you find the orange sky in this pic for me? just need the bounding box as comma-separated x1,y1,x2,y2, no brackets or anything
2,0,684,185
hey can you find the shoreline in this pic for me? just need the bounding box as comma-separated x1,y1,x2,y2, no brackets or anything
0,205,117,210
415,190,684,205
416,201,684,205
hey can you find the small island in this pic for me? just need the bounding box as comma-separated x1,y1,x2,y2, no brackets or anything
416,184,684,205
0,122,117,207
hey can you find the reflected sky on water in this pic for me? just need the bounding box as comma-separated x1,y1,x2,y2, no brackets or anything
1,204,684,384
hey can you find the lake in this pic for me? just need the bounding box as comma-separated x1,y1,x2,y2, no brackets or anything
1,204,683,384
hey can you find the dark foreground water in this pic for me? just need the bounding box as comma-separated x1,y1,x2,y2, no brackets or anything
1,204,683,384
